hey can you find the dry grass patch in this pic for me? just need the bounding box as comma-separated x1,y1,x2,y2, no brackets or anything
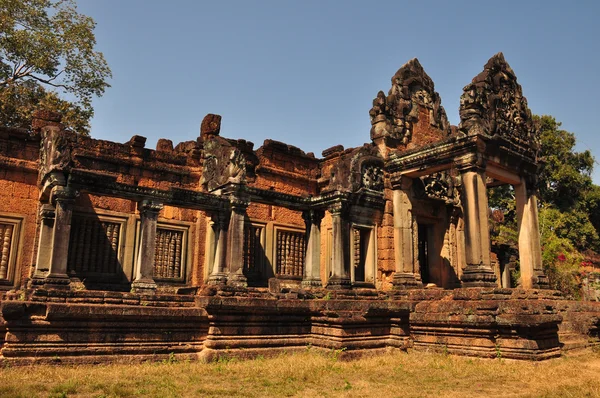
1,349,599,397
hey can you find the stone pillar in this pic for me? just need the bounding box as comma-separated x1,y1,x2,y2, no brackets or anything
132,200,163,294
226,198,249,287
459,169,497,287
31,204,56,281
515,178,549,289
43,186,77,289
207,212,229,285
326,202,351,289
302,209,324,287
392,177,422,288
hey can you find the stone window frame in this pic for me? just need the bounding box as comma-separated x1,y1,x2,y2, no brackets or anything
271,223,306,279
135,219,192,284
68,209,134,282
0,212,24,288
243,220,268,278
203,219,306,283
349,223,377,286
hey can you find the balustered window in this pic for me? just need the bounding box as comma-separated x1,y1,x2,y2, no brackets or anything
243,223,266,285
275,228,306,278
0,215,22,285
67,214,124,278
153,227,186,281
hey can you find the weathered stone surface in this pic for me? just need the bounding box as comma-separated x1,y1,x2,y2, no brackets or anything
2,290,596,364
369,58,451,151
459,53,538,159
200,113,221,137
0,54,586,365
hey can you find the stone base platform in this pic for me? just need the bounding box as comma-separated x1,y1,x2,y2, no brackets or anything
0,288,599,364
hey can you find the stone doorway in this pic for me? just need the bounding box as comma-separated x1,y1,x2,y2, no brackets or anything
418,224,430,285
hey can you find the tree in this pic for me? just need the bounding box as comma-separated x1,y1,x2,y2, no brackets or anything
0,0,111,133
536,115,595,210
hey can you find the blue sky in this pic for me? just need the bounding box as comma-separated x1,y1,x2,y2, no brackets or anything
77,0,600,183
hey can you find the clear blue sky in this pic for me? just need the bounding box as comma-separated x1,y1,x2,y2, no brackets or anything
77,0,600,184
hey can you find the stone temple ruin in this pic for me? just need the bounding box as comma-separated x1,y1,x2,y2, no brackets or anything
0,53,598,363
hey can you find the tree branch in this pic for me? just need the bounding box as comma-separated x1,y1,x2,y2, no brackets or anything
27,74,69,90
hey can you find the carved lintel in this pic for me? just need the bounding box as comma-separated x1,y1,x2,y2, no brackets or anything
415,171,459,204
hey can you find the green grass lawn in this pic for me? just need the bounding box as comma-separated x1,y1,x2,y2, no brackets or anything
1,349,599,397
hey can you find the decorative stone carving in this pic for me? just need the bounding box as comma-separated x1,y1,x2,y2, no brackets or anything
0,223,14,280
275,229,306,277
39,128,75,185
200,137,257,192
361,164,384,192
369,58,451,146
226,149,246,184
413,171,459,205
326,144,384,195
459,52,539,158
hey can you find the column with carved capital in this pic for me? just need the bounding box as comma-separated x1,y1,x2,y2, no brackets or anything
326,201,351,289
132,200,163,294
302,209,324,287
207,211,229,285
392,177,422,288
515,177,549,289
459,169,497,287
42,186,78,289
226,198,249,287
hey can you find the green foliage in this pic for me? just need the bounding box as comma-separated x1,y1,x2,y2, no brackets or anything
539,208,583,298
0,79,92,132
536,115,595,210
489,185,518,246
0,0,111,133
488,115,599,297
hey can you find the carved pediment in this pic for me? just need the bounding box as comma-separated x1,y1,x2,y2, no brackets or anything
369,58,451,146
361,163,384,192
459,53,539,158
326,145,384,193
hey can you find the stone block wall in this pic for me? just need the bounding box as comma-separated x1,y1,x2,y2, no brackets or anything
0,127,40,289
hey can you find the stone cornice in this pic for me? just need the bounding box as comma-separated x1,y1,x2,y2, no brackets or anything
67,169,227,211
387,133,538,185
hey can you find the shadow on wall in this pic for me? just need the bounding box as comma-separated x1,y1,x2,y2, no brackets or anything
66,195,130,292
